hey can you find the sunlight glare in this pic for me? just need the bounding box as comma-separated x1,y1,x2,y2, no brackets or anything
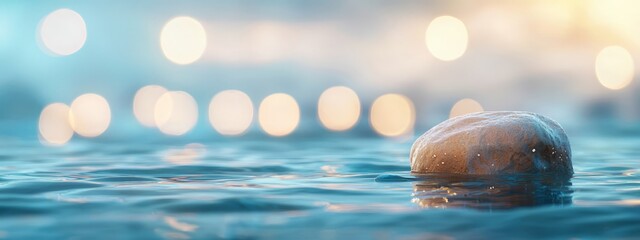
595,46,634,90
425,16,468,61
449,98,484,118
133,85,168,127
370,94,415,137
154,91,199,136
318,86,361,131
258,93,300,137
160,16,207,65
39,103,74,145
208,90,254,136
39,9,87,56
164,143,206,165
69,93,111,137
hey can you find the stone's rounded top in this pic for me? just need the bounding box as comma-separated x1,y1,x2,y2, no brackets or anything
410,111,573,176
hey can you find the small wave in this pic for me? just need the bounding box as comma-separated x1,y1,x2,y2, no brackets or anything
164,197,312,213
0,181,102,194
74,189,170,196
374,174,417,182
344,163,409,173
88,165,292,176
268,187,372,195
91,176,160,182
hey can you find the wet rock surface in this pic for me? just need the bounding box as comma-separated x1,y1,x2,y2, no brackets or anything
410,111,572,175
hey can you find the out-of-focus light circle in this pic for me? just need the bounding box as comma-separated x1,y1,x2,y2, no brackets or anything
39,103,74,145
258,93,300,137
318,86,361,131
133,85,168,127
425,15,468,61
160,16,207,65
69,93,111,137
39,9,87,56
370,94,415,137
595,46,634,90
208,90,254,136
154,91,198,136
449,98,484,118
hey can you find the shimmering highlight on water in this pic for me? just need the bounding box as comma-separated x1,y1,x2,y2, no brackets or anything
0,136,638,239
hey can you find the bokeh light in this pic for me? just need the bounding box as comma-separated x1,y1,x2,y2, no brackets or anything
69,93,111,137
160,16,207,65
370,94,415,137
425,15,468,61
39,103,74,145
133,85,168,127
318,86,361,131
154,91,198,136
38,9,87,56
595,45,634,90
449,98,484,118
208,90,254,136
258,93,300,137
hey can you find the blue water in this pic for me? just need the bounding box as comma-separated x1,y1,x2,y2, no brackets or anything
0,136,639,239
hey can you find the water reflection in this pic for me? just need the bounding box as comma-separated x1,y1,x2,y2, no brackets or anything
411,174,573,210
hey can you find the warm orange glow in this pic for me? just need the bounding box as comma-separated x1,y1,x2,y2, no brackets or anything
208,90,254,136
39,103,74,145
370,94,415,137
595,46,634,90
69,93,111,137
160,16,207,65
318,86,361,131
154,91,199,136
133,85,168,127
258,93,300,137
449,98,484,118
425,16,468,61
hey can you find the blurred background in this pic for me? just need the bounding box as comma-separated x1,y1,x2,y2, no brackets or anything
1,0,639,144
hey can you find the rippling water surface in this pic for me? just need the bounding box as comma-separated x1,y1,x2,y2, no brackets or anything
0,136,639,239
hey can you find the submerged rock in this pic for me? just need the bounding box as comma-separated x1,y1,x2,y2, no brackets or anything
410,111,572,176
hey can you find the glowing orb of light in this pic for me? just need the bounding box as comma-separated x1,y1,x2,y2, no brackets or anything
208,90,254,136
449,98,484,119
425,15,468,61
133,85,168,127
39,9,87,56
39,103,74,145
370,94,415,137
160,16,207,65
318,86,361,131
595,45,635,90
69,93,111,137
154,91,198,136
258,93,300,137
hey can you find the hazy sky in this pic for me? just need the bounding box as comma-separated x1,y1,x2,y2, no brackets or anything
1,0,639,140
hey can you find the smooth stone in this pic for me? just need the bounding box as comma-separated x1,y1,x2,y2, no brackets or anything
410,111,572,176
